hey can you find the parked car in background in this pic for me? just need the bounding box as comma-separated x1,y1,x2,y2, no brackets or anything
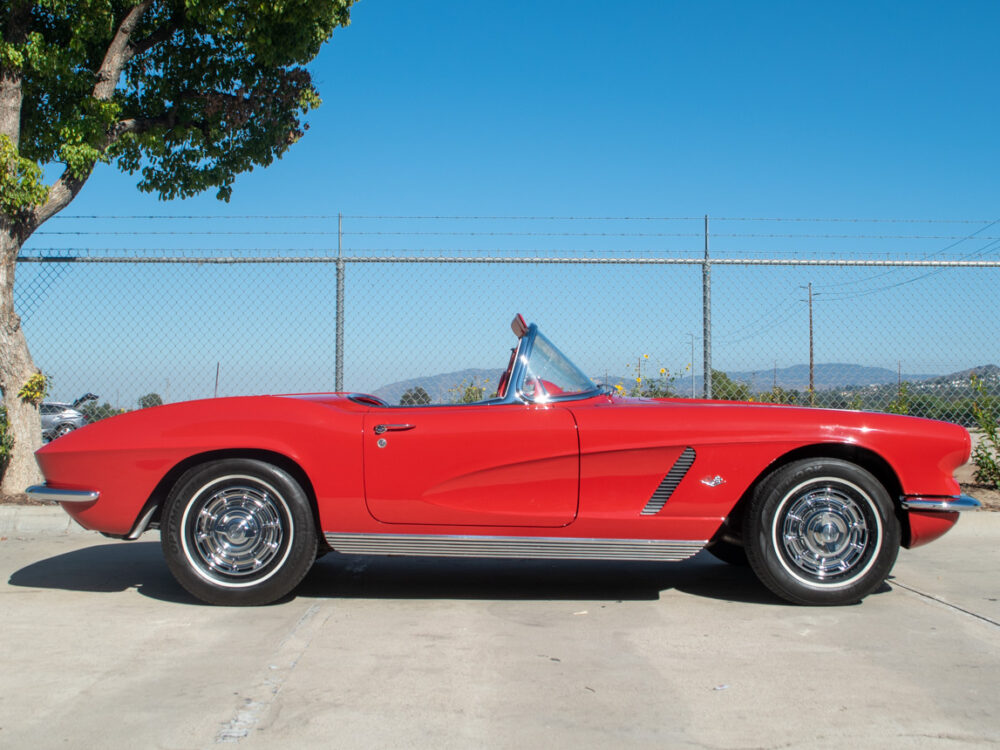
40,393,98,441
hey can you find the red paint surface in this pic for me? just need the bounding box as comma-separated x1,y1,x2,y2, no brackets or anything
905,510,960,548
35,390,972,548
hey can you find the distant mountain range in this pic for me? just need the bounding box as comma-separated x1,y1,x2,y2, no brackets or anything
710,363,936,392
372,363,1000,404
373,368,503,404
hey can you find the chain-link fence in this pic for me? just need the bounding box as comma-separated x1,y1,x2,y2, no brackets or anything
14,215,1000,427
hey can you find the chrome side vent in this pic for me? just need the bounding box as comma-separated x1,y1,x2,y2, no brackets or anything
641,447,696,515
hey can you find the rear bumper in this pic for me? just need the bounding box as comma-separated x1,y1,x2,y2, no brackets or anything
900,494,980,512
25,485,100,504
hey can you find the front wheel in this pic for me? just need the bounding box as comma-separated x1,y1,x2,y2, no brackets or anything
745,458,900,606
161,459,317,605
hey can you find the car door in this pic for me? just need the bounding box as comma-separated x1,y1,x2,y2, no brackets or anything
363,403,579,527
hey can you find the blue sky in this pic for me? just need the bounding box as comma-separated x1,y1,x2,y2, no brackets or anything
37,0,998,219
19,0,1000,403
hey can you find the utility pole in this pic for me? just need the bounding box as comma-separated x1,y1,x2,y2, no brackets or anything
688,333,696,398
702,215,712,399
800,282,815,406
336,212,345,392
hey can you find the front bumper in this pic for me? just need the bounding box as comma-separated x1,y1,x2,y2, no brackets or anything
900,494,980,512
25,484,100,504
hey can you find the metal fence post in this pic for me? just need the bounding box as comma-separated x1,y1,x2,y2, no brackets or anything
335,212,345,392
702,214,713,398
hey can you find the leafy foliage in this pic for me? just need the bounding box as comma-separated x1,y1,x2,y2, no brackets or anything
79,400,125,423
448,378,490,404
17,372,49,405
0,406,13,475
755,386,801,405
885,382,912,415
2,0,355,208
138,392,163,409
400,386,431,406
710,369,752,401
617,354,684,398
0,134,47,215
970,374,1000,488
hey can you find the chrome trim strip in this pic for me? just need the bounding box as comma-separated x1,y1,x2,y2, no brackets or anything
642,447,696,515
25,485,99,503
900,494,980,512
324,532,706,561
126,504,159,540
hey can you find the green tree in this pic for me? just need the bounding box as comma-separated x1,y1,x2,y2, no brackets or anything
448,379,488,404
710,370,752,401
886,382,912,415
0,406,14,476
138,392,163,409
80,401,124,423
756,386,800,405
970,374,1000,487
0,0,355,492
400,386,431,406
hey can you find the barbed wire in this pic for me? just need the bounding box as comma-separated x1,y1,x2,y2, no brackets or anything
50,214,999,224
32,229,1000,240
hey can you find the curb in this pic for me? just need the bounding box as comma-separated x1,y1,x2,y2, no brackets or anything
0,505,88,536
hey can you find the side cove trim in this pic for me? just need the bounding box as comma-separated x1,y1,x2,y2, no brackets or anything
641,447,696,515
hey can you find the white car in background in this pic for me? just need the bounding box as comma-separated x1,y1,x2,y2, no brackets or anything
40,393,97,441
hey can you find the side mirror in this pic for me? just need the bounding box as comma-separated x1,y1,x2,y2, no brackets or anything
511,313,529,339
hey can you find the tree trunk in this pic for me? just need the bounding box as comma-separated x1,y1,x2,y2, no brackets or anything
0,224,42,494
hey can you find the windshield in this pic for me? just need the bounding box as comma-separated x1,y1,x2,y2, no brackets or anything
520,331,597,401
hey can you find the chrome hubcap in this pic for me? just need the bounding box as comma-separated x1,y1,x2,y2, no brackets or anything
780,484,871,581
192,485,284,577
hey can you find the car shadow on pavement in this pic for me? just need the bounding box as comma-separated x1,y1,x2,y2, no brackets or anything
298,550,793,606
7,541,200,605
10,543,890,606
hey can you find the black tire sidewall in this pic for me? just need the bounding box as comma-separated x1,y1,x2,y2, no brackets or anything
161,458,317,606
746,458,900,606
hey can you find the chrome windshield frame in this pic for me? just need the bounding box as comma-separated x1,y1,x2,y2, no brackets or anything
384,319,599,408
505,323,600,405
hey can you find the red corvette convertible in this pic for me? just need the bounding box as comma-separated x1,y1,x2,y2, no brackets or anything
28,315,978,606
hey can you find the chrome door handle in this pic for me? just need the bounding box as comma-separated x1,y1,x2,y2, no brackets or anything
374,423,415,435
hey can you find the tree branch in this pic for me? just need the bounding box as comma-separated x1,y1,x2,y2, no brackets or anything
130,19,178,58
31,170,87,226
27,1,158,228
93,0,154,100
0,1,32,145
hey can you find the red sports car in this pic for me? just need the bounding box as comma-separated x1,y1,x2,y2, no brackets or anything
28,315,978,606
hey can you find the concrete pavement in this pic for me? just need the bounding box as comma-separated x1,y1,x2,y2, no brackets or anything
1,510,997,749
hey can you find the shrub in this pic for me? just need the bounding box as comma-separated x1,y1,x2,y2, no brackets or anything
0,406,13,477
970,374,1000,488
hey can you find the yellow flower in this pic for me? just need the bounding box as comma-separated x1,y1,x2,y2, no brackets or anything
614,384,625,394
636,377,642,384
643,354,649,359
659,368,666,375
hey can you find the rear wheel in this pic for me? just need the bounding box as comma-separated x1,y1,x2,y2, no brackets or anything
161,458,317,605
745,458,900,606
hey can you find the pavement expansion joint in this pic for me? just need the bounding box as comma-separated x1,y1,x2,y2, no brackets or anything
892,579,1000,629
